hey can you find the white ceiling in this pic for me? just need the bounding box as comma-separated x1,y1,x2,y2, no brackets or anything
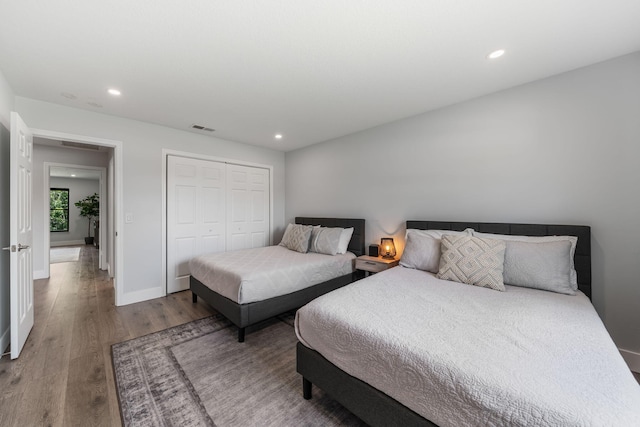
1,1,639,152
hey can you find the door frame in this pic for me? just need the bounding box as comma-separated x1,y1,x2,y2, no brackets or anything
42,162,107,277
32,128,125,306
161,149,274,296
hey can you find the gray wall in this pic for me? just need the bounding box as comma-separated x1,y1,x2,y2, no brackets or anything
15,97,286,305
49,177,100,245
285,52,640,360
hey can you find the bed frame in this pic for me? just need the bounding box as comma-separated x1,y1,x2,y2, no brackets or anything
297,220,591,427
191,217,365,342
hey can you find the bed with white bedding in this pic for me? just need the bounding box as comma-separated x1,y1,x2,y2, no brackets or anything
190,217,365,342
295,220,640,426
190,246,355,304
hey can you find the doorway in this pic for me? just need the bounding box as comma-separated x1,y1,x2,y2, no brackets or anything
44,163,107,276
31,129,124,306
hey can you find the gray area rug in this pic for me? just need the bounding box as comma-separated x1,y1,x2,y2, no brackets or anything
50,246,81,263
112,313,365,426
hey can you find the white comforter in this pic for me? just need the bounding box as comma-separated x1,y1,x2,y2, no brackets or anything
189,246,355,304
295,266,640,427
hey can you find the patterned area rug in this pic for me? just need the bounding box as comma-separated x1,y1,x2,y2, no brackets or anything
50,246,81,263
112,313,365,426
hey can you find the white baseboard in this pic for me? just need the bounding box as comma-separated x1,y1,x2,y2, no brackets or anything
118,287,165,306
620,348,640,373
0,326,9,357
34,269,48,280
50,240,85,247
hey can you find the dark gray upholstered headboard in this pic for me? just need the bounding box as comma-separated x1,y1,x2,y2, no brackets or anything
406,220,592,299
295,217,366,257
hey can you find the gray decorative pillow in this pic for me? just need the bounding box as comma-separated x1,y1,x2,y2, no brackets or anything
503,240,575,295
279,223,313,253
310,227,343,255
437,235,506,291
400,228,474,273
399,232,441,273
473,231,578,290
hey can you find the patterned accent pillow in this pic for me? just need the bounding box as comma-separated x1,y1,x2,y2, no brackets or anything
437,235,506,291
310,227,343,255
279,223,313,253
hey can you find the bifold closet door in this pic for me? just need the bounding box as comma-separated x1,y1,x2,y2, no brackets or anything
167,156,226,293
226,164,270,251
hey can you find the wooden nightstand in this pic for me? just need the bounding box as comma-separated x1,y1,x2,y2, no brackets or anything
355,255,399,275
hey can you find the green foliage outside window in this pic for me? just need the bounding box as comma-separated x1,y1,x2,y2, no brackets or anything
50,188,69,232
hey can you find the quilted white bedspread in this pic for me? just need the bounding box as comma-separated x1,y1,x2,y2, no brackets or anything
295,266,640,426
189,246,355,304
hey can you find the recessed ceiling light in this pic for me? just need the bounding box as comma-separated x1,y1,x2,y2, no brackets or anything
275,134,283,139
108,88,121,96
71,174,76,177
487,49,506,59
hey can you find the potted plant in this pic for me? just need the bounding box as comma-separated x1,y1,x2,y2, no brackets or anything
74,192,99,245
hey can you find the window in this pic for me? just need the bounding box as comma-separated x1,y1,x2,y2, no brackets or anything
50,188,69,232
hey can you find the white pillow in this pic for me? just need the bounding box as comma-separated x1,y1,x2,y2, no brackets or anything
400,228,473,273
309,227,343,255
279,223,313,253
501,239,575,295
473,231,578,290
336,227,354,254
404,228,474,240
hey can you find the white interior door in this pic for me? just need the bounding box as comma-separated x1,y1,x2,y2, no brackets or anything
167,156,226,293
226,164,269,251
7,112,34,359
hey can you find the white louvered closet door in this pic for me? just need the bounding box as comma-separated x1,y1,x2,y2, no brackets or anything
167,156,226,293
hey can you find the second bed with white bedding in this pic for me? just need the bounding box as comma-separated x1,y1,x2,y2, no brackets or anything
295,266,640,426
190,245,355,304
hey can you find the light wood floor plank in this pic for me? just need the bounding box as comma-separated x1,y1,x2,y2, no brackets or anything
0,245,216,426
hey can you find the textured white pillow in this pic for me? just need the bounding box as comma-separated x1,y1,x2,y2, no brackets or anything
279,223,313,253
502,240,575,295
405,228,474,240
309,227,344,255
437,235,506,292
400,228,473,273
336,227,354,254
473,231,578,290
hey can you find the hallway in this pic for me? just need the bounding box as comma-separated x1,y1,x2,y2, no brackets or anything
0,245,214,426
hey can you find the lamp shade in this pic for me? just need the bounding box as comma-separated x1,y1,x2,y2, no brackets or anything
380,237,396,259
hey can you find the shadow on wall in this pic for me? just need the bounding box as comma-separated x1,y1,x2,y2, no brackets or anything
1,124,11,352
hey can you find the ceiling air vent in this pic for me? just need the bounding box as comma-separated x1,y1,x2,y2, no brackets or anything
191,124,215,132
61,141,101,150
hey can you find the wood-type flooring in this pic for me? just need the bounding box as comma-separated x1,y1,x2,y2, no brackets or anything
0,245,214,426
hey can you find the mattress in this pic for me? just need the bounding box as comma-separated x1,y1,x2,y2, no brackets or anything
295,266,640,427
189,245,355,304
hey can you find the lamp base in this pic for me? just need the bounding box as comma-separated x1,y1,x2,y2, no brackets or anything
381,255,395,260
